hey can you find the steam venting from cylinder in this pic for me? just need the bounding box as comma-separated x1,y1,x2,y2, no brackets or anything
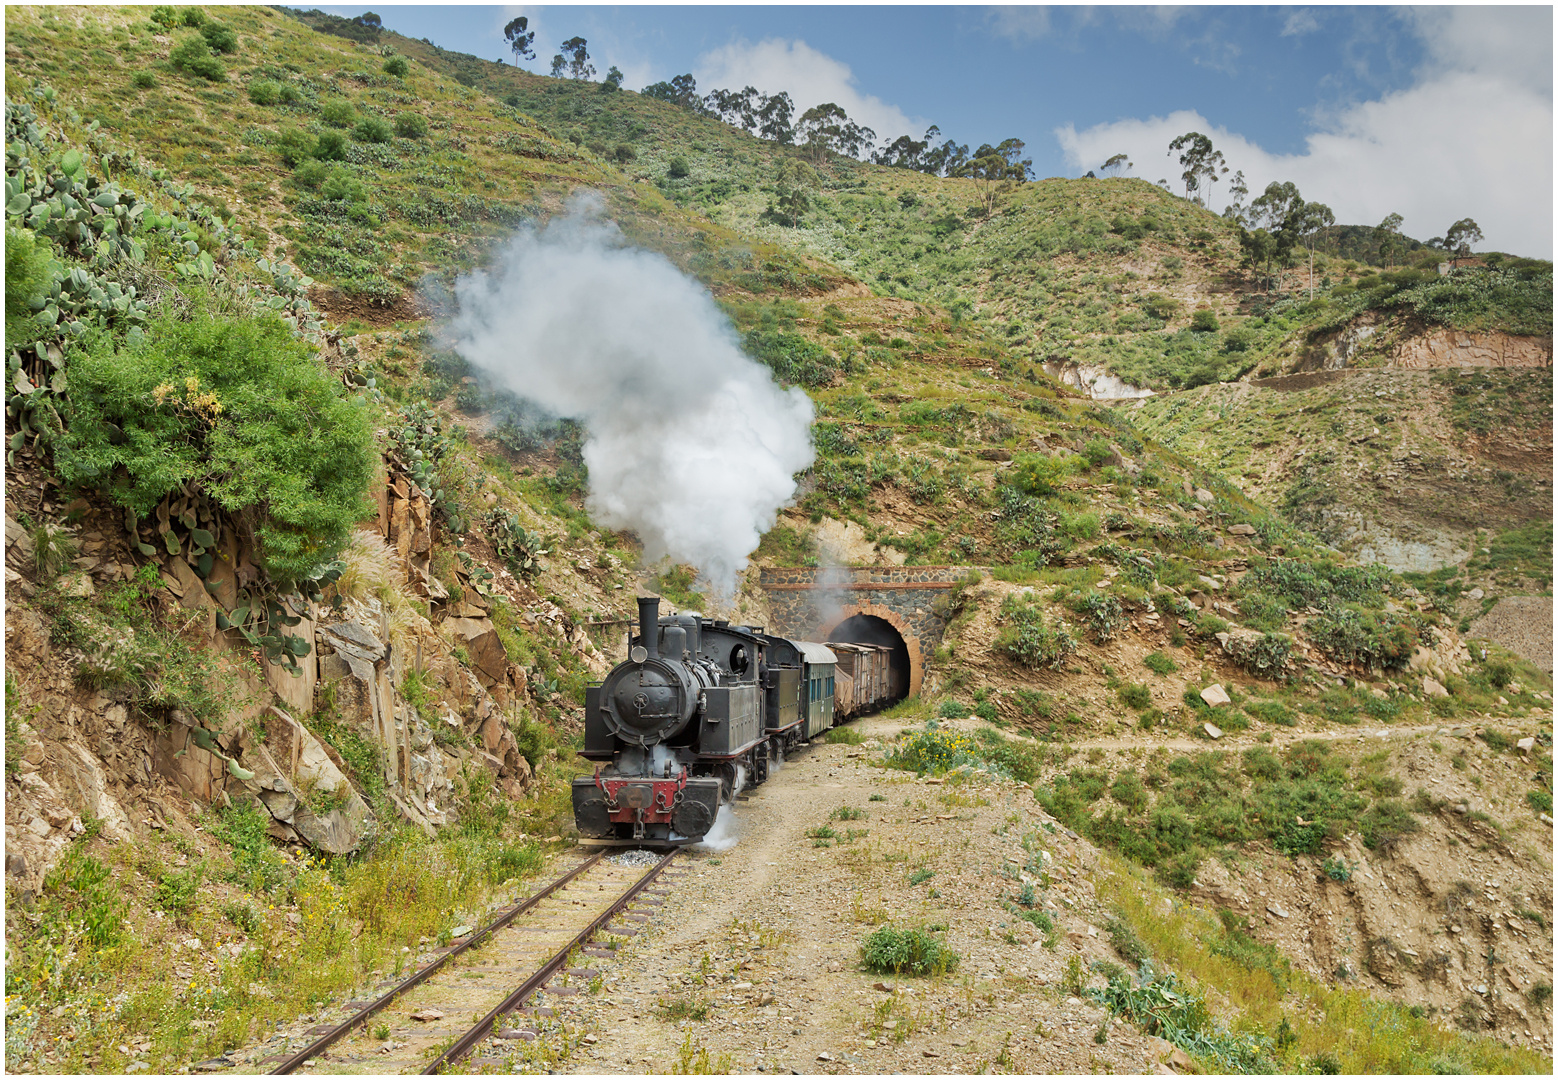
448,194,816,596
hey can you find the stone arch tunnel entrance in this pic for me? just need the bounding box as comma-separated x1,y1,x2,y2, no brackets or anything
821,611,911,709
759,566,978,701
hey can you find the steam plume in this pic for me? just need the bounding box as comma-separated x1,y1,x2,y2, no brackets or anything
450,195,814,595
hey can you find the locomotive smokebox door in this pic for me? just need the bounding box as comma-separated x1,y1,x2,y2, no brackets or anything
571,779,613,839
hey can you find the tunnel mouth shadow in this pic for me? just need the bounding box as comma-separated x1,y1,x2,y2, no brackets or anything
825,612,909,713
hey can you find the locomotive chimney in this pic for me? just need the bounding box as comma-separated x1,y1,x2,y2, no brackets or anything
637,595,661,659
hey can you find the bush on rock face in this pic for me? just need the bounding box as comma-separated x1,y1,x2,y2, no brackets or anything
56,309,376,586
994,593,1077,669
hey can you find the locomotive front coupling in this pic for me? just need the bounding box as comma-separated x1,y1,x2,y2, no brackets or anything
572,769,722,844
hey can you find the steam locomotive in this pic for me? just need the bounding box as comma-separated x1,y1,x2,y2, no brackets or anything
571,595,897,846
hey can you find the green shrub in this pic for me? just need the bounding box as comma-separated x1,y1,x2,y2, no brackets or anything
1246,559,1394,608
320,98,356,127
1074,591,1125,642
5,226,55,350
1309,604,1419,669
1110,772,1148,813
56,310,376,587
353,116,393,144
199,22,238,54
667,156,691,179
860,925,959,976
936,699,966,720
1118,683,1151,710
382,55,409,77
394,112,428,138
275,127,315,167
1359,798,1419,850
321,171,367,202
1142,651,1178,676
131,70,157,90
1224,632,1293,679
1010,452,1075,497
1189,309,1220,333
293,160,330,190
1244,699,1295,727
1082,438,1113,467
1526,791,1553,815
169,35,225,81
247,79,282,106
154,864,204,921
313,130,347,161
888,725,978,774
994,593,1077,669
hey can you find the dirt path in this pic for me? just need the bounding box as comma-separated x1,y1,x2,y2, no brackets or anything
532,715,1168,1075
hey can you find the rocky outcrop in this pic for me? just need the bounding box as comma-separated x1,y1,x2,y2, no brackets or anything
1042,362,1155,400
1392,330,1552,370
232,708,376,853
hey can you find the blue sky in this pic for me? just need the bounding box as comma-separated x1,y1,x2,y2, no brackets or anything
314,5,1553,256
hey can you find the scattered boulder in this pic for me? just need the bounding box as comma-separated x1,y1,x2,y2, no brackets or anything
1200,684,1232,707
1204,723,1223,740
1422,676,1449,698
1227,523,1257,536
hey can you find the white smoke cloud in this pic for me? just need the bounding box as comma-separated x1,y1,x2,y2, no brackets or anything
450,195,815,595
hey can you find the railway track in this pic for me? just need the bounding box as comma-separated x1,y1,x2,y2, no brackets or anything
262,849,682,1075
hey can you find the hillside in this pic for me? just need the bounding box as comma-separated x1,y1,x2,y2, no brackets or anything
3,6,1553,1076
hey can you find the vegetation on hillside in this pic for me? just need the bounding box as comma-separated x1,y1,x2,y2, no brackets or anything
3,7,1552,1075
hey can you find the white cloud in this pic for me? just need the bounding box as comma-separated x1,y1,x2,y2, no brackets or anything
1054,11,1553,258
693,38,929,144
985,6,1054,42
1281,10,1320,37
1407,5,1552,94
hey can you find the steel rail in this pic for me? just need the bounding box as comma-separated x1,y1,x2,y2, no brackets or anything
422,849,679,1074
266,851,605,1075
